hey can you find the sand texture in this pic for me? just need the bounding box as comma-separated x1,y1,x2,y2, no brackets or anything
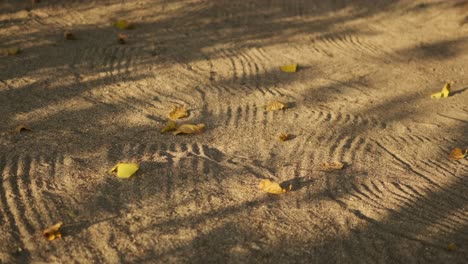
1,0,467,263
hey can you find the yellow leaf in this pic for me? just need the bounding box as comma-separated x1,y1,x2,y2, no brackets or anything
320,161,344,171
278,133,292,142
265,101,287,111
449,148,467,160
169,105,189,120
447,243,457,252
173,124,205,135
109,162,139,178
258,179,290,194
64,31,75,40
431,83,451,98
43,222,63,241
14,124,32,133
160,120,177,133
6,47,20,56
115,20,133,29
280,63,297,73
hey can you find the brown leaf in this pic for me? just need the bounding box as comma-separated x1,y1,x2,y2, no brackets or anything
15,125,32,133
117,33,128,44
449,148,467,160
173,124,205,135
278,133,292,142
258,179,291,194
160,120,177,133
64,31,75,40
320,161,344,171
43,222,63,241
265,101,287,111
169,105,189,120
447,243,457,252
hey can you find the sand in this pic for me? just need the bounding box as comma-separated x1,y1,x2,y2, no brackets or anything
0,0,467,263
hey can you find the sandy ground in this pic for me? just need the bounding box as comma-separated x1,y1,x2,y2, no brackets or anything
0,0,467,263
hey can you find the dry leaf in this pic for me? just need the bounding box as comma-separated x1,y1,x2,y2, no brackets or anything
265,101,287,111
280,63,297,73
6,47,20,56
447,243,457,252
449,148,467,160
173,124,205,135
117,33,128,44
258,179,291,194
109,162,139,178
161,120,177,133
43,222,63,241
320,161,344,171
169,105,189,120
115,20,133,29
64,31,75,40
279,133,292,142
431,83,451,98
15,125,32,133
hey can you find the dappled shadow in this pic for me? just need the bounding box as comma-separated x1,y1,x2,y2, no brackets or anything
0,0,467,263
396,37,468,62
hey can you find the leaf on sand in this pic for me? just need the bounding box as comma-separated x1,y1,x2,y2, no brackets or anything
109,162,139,178
15,125,32,133
431,83,451,98
258,179,291,194
6,47,20,56
169,105,189,120
449,148,467,160
43,222,63,241
117,33,128,44
280,63,297,73
320,161,344,171
115,20,133,29
64,31,75,40
279,133,292,142
160,120,177,133
173,124,205,135
447,243,457,252
265,101,287,111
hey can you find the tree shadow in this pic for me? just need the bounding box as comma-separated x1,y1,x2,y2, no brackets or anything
1,0,468,263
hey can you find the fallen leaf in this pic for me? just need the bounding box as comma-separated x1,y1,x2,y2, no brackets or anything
64,31,75,40
66,210,78,218
117,33,128,44
320,161,344,171
258,179,291,194
278,133,292,142
160,120,177,133
109,162,139,178
280,63,297,73
169,105,189,120
449,148,467,160
173,124,205,135
447,243,457,252
15,125,32,133
265,101,287,111
115,20,133,29
43,222,63,241
6,47,20,56
431,83,451,98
